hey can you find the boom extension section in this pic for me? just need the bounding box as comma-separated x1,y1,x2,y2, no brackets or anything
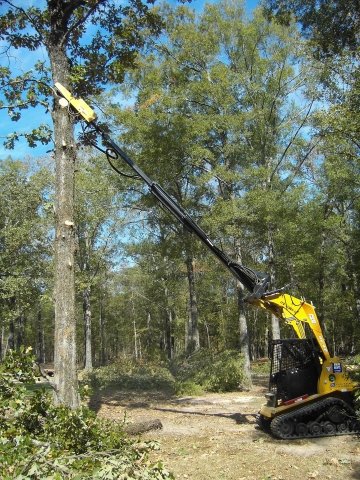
55,82,270,299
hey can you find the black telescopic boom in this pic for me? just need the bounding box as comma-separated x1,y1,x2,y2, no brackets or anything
95,125,270,299
53,82,270,296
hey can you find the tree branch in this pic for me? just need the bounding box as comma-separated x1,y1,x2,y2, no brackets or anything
281,139,320,194
2,0,45,43
61,0,107,47
269,98,315,182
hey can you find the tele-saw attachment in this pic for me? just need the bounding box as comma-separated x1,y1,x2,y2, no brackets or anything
55,83,97,123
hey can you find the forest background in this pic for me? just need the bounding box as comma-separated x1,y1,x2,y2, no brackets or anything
1,0,359,391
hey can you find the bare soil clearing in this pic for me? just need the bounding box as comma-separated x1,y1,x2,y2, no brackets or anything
91,379,360,480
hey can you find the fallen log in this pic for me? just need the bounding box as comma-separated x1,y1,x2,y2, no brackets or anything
124,418,163,435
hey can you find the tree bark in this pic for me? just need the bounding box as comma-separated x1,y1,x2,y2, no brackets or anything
48,27,79,406
131,292,139,360
99,291,106,366
83,286,93,370
0,323,3,360
16,313,26,349
36,309,46,364
268,224,280,339
77,225,93,369
235,242,252,386
315,203,332,352
164,286,174,360
8,319,15,351
165,307,174,360
185,255,200,355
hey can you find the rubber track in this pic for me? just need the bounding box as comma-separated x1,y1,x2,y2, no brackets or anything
269,397,359,440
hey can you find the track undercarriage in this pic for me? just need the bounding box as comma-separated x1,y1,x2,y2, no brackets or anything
257,396,359,440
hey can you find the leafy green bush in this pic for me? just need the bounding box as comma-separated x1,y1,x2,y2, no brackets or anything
83,357,176,392
171,349,246,393
85,349,247,398
250,359,270,376
344,356,360,420
0,348,174,479
201,350,246,392
174,380,204,396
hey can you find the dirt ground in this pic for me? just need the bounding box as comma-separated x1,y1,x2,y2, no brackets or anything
91,378,360,480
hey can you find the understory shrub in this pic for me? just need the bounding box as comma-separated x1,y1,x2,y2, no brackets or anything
346,355,360,417
171,349,246,394
83,358,176,392
85,349,247,397
0,347,173,479
250,358,271,376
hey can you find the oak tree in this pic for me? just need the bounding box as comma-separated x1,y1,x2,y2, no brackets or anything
0,0,162,407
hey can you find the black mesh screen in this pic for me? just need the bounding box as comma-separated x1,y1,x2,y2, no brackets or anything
269,339,321,403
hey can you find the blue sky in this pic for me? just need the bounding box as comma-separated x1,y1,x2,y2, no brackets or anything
0,0,259,161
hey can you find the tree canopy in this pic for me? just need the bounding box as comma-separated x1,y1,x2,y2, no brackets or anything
263,0,360,57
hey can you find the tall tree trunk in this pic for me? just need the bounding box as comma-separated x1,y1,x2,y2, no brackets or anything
0,324,5,360
8,319,15,351
185,255,200,355
0,322,2,360
83,286,92,370
16,313,25,349
36,309,46,364
131,293,138,360
204,321,211,349
351,257,360,344
133,317,138,360
165,307,174,360
235,241,252,386
49,34,79,407
318,228,327,326
265,326,269,358
146,311,152,352
99,292,106,366
164,286,174,360
317,204,331,345
268,224,280,339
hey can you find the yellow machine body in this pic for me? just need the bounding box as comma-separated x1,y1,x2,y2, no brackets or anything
249,292,330,359
250,292,357,424
260,358,356,421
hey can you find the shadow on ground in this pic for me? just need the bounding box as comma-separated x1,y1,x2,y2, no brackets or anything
351,461,360,479
89,386,260,427
89,388,175,413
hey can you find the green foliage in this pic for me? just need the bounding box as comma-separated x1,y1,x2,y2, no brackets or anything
264,0,360,57
0,349,173,479
0,159,52,330
250,359,271,376
204,351,246,392
83,357,176,393
0,0,359,393
171,349,246,394
0,1,164,149
0,345,36,383
84,350,247,396
174,380,205,397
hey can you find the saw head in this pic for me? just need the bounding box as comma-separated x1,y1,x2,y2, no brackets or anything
54,83,97,123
